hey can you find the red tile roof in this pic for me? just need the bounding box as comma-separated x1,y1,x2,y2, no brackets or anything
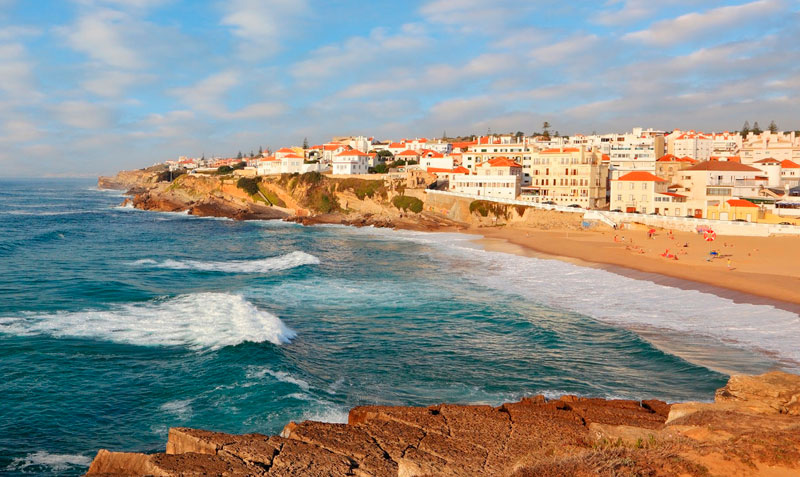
336,149,367,157
275,147,295,153
781,160,800,169
616,171,667,182
427,166,469,174
477,156,521,168
754,158,781,164
727,199,758,208
684,161,760,172
397,149,420,156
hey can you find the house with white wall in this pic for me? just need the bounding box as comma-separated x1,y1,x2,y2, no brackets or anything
452,157,522,199
333,150,370,175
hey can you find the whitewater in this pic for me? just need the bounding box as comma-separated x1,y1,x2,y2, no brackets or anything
0,178,795,476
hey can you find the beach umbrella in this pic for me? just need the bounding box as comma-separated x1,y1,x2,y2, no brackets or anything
704,229,716,242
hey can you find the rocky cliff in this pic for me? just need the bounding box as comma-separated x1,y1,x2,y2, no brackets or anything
99,168,584,230
86,372,800,476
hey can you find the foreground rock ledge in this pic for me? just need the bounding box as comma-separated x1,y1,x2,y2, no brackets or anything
86,372,800,476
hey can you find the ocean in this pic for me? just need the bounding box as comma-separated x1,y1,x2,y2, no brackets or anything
1,178,797,476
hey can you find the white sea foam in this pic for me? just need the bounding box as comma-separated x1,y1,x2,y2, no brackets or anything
6,451,92,472
337,226,800,368
129,251,319,273
0,293,296,350
160,399,194,420
246,366,311,391
299,406,349,424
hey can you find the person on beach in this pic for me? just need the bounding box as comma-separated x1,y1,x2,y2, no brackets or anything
727,258,732,270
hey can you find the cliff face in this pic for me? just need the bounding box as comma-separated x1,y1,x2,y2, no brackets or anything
86,372,800,476
98,165,168,191
99,167,587,231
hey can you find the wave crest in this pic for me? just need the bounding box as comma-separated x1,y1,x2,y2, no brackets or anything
6,451,92,472
130,251,320,273
0,293,296,350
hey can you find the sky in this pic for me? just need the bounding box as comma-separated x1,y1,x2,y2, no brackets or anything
0,0,799,176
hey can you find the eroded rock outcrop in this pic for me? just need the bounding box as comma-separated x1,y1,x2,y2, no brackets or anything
86,372,800,476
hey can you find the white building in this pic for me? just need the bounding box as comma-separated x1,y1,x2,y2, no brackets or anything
452,157,522,199
740,131,800,164
667,130,712,162
333,150,370,175
609,171,679,214
419,151,454,170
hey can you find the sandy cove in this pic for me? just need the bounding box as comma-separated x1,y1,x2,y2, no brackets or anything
459,224,800,313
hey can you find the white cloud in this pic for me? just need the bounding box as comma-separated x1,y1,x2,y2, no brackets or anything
221,0,309,60
62,9,144,68
51,101,115,129
625,0,785,46
226,102,285,119
170,71,239,113
170,71,285,119
419,0,536,33
0,118,43,143
82,70,148,97
531,34,599,63
0,42,41,100
290,24,429,82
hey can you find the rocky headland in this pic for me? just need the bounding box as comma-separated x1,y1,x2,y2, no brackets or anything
98,167,577,231
86,372,800,476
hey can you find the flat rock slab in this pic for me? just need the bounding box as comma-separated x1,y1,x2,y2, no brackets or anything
86,372,800,476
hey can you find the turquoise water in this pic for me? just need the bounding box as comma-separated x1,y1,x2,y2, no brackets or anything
0,179,795,475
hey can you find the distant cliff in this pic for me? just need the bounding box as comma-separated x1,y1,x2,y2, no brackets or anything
98,168,586,230
86,371,800,476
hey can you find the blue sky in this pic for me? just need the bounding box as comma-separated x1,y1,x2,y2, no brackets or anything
0,0,798,176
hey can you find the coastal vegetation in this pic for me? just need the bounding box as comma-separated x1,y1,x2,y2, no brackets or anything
335,178,388,200
392,195,423,213
235,177,260,195
277,172,340,213
469,200,510,219
258,185,286,207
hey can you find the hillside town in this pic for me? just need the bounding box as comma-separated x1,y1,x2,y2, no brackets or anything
164,127,800,225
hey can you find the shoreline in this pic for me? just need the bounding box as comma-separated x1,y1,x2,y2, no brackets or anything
449,224,800,314
468,230,800,315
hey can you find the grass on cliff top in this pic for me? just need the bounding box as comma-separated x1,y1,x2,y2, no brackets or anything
258,185,286,208
392,195,423,214
335,178,388,201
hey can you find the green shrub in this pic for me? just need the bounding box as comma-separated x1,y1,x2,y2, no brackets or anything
232,161,246,170
309,188,338,213
236,177,260,195
299,171,323,185
370,163,389,174
216,165,233,174
392,195,423,213
337,178,387,200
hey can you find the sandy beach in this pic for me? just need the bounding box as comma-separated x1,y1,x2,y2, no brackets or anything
462,223,800,313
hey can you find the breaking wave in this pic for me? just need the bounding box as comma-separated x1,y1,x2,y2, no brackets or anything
0,293,296,350
130,251,320,273
6,451,92,473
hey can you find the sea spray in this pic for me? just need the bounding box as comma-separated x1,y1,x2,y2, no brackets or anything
0,293,296,350
129,251,320,273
